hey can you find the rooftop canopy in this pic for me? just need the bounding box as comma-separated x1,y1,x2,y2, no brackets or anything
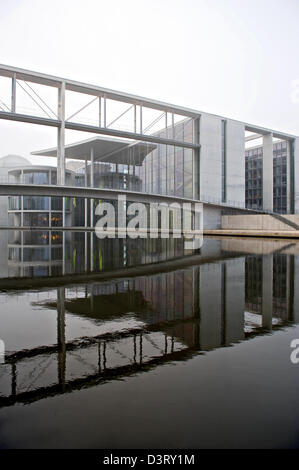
31,136,156,166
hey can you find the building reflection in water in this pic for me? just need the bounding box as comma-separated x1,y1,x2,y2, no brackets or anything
1,233,299,408
5,230,198,278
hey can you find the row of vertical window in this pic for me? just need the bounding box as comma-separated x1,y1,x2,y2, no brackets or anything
8,212,63,227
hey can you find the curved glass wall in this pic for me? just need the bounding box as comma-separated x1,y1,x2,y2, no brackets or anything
23,213,49,227
8,196,21,210
245,141,288,213
88,142,194,199
51,197,63,211
81,119,195,199
8,193,69,228
23,171,49,185
8,213,21,227
51,213,63,227
23,196,50,210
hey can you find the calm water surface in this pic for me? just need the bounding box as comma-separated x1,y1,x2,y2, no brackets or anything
0,230,299,449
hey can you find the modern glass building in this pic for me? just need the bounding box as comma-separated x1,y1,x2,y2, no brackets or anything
6,166,73,227
245,141,288,213
32,118,195,200
0,64,299,230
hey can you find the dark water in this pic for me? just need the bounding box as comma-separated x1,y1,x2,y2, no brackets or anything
0,230,299,449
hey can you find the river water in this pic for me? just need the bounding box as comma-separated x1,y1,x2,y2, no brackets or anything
0,230,299,448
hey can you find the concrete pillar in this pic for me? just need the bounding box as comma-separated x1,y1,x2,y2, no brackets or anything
192,268,200,347
85,157,88,187
286,140,292,214
293,137,299,213
226,121,245,206
224,258,245,344
193,117,200,200
262,133,273,212
199,263,222,350
57,287,66,390
262,254,273,330
11,73,16,113
57,82,66,186
90,148,95,226
90,147,94,188
199,114,222,202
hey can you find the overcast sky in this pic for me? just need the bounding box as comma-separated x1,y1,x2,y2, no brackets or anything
1,0,299,164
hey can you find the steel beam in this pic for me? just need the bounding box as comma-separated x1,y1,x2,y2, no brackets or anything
64,121,199,150
0,111,61,127
0,64,198,117
1,64,298,141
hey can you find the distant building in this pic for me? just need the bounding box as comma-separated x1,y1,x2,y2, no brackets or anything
0,155,73,227
245,141,288,213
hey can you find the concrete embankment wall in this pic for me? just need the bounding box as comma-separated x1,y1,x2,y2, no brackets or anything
222,214,299,231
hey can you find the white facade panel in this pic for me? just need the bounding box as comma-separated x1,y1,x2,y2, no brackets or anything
226,120,245,204
199,113,222,202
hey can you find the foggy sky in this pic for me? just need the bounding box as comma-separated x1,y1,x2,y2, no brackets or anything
0,0,299,164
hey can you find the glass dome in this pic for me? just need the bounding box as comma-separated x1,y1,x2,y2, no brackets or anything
0,154,32,168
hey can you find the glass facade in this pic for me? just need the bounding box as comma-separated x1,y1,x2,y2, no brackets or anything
83,119,195,200
23,213,49,227
245,141,287,213
23,196,50,210
245,254,288,322
23,171,49,185
7,171,67,227
8,246,63,262
51,212,63,227
245,146,263,210
135,143,193,199
8,213,21,227
6,118,196,230
8,196,21,210
273,141,287,214
51,197,63,211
